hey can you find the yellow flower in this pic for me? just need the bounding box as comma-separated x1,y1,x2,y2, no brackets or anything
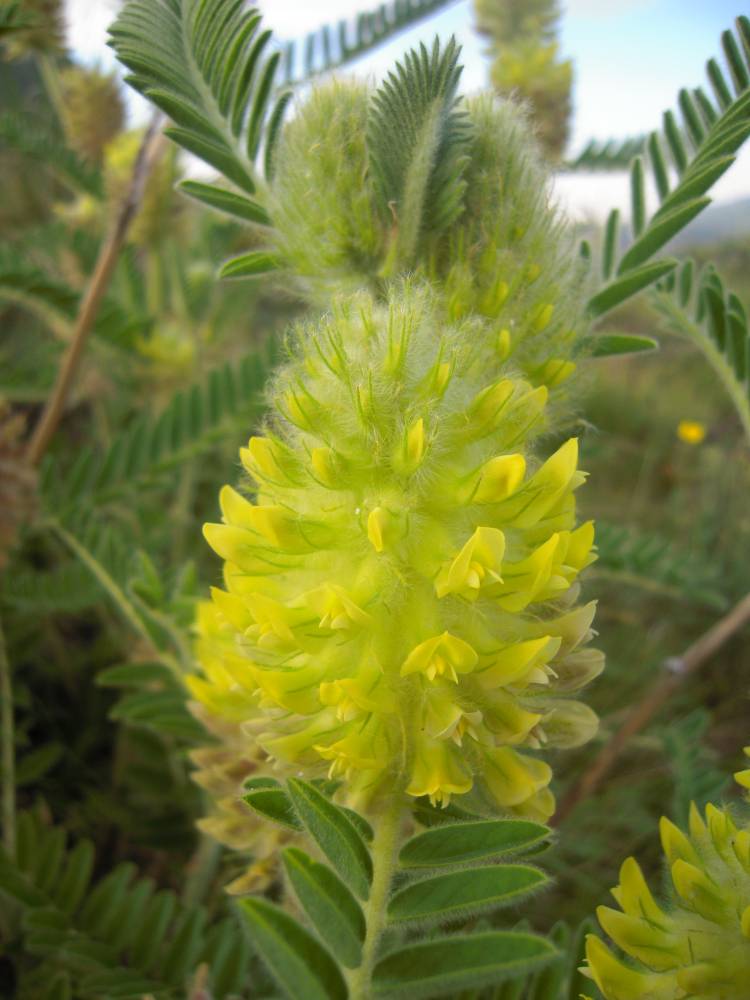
677,419,706,444
401,632,479,683
407,736,473,806
585,801,750,998
434,526,505,600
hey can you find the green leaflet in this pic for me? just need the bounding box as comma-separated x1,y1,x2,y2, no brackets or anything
588,259,677,319
372,931,556,997
616,198,709,274
387,865,547,924
282,847,365,968
280,0,457,84
582,333,659,358
399,819,549,869
219,250,281,278
237,897,347,1000
586,17,750,315
109,0,290,197
178,180,270,224
367,36,469,267
243,783,303,832
0,812,250,996
96,662,175,688
288,779,373,900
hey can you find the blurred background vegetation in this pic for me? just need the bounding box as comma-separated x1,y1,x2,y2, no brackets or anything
1,0,749,996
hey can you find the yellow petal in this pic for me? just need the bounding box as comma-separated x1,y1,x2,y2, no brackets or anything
472,453,526,503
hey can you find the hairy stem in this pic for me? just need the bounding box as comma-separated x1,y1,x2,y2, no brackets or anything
0,614,15,859
348,795,404,1000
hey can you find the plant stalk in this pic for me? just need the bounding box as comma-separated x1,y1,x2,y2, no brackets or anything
348,795,403,1000
26,112,165,466
0,614,15,860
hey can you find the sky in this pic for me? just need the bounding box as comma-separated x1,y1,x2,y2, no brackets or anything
64,0,750,222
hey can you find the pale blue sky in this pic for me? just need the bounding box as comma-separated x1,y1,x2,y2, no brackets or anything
65,0,750,218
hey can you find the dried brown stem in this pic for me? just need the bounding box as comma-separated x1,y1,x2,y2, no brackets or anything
25,112,165,467
555,589,750,824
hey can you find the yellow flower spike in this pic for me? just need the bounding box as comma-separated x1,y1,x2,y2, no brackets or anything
482,745,552,810
476,636,561,689
533,302,554,332
583,936,667,1000
434,526,505,600
401,632,478,683
473,453,526,503
407,736,473,807
611,857,669,927
304,583,372,631
497,327,512,361
659,816,700,867
526,263,541,283
742,905,750,940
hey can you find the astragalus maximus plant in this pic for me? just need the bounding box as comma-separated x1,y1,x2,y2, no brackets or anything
103,2,750,996
180,33,601,997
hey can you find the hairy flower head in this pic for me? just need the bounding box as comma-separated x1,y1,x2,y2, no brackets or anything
193,281,600,817
585,756,750,998
268,79,585,386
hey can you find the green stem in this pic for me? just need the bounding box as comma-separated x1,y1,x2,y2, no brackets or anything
0,614,15,860
655,293,750,445
348,795,404,1000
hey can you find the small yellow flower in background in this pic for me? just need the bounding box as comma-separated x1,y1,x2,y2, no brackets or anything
677,419,706,444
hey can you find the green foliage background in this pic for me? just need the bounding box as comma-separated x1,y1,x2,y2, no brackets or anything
1,1,749,997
